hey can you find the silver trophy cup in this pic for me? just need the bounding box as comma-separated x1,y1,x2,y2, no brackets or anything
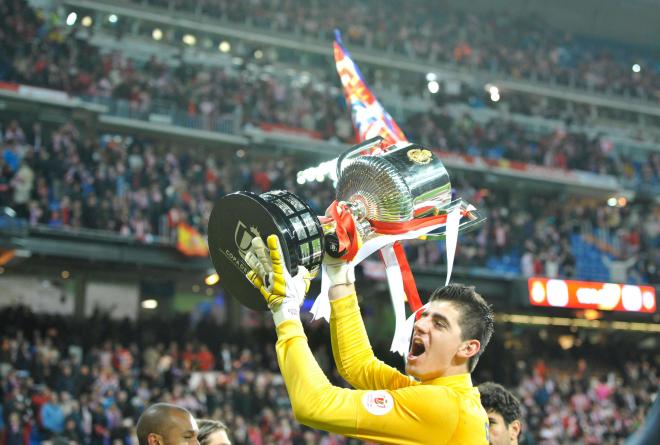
207,137,484,310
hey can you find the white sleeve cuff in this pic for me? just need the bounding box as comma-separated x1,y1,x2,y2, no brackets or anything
272,300,302,326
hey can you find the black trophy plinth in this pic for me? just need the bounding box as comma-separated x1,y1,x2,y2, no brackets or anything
207,191,324,311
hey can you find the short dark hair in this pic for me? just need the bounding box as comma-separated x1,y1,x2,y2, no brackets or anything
478,382,522,426
429,283,494,371
136,403,191,445
198,419,230,445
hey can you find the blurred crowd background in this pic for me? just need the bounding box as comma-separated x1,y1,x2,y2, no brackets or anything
0,0,658,444
1,305,656,445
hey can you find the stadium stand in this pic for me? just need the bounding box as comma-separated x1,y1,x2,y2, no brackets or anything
0,304,657,445
127,0,660,101
0,1,657,444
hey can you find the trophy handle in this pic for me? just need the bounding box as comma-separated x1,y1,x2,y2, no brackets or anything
336,136,385,180
419,199,487,241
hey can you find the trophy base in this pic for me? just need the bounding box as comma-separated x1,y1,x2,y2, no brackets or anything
208,191,323,311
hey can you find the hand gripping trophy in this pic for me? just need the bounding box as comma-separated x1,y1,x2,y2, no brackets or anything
207,136,485,325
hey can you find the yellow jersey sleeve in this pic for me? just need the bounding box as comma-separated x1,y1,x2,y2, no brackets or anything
330,292,412,390
275,319,469,445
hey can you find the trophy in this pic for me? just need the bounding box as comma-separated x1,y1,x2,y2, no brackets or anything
207,137,484,311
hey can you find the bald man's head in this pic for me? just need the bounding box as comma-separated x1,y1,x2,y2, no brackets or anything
136,403,199,445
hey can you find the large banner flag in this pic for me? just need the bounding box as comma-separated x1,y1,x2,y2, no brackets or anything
333,30,408,148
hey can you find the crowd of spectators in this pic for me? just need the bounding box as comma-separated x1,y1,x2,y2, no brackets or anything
0,305,358,445
1,115,658,284
515,357,656,444
1,0,658,184
0,0,354,143
133,0,660,100
407,179,658,284
0,3,657,444
0,117,337,242
405,109,660,188
0,0,658,284
0,304,656,445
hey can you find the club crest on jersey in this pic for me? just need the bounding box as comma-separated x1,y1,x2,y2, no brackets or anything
361,391,394,416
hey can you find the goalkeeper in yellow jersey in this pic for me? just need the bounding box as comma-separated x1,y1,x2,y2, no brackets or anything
245,234,494,445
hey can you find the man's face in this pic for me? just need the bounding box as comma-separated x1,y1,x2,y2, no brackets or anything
405,300,468,381
204,430,231,445
155,412,199,445
486,410,519,445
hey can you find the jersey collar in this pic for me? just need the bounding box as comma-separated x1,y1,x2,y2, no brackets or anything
423,373,473,388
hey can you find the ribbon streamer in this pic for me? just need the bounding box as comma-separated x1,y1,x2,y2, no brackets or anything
392,242,423,312
444,206,462,286
311,221,447,322
380,244,409,355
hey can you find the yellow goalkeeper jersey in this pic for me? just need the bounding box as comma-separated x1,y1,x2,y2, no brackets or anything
274,293,489,445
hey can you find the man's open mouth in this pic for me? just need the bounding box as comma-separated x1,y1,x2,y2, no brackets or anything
409,338,426,358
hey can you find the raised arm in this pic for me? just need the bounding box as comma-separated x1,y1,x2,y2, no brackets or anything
329,287,412,390
245,235,460,444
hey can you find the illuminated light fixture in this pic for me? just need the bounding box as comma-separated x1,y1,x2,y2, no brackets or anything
622,285,642,312
235,149,246,158
81,16,93,27
254,49,264,59
141,299,158,309
558,335,575,350
108,14,118,23
632,64,641,73
205,273,220,286
218,41,231,53
66,12,78,26
595,283,621,311
530,280,546,304
152,28,163,41
427,80,440,94
425,72,437,82
182,34,197,46
642,291,655,310
582,309,602,320
485,84,500,102
61,270,70,279
296,158,339,184
607,197,617,207
617,196,627,207
546,279,569,307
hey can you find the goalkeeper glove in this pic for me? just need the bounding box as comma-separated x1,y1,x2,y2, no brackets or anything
245,234,311,326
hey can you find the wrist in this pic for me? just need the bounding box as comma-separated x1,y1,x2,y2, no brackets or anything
271,299,302,326
328,283,356,301
324,261,355,287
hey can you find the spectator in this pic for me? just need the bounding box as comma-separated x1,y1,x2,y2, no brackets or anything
41,392,65,436
136,403,198,445
198,419,232,445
